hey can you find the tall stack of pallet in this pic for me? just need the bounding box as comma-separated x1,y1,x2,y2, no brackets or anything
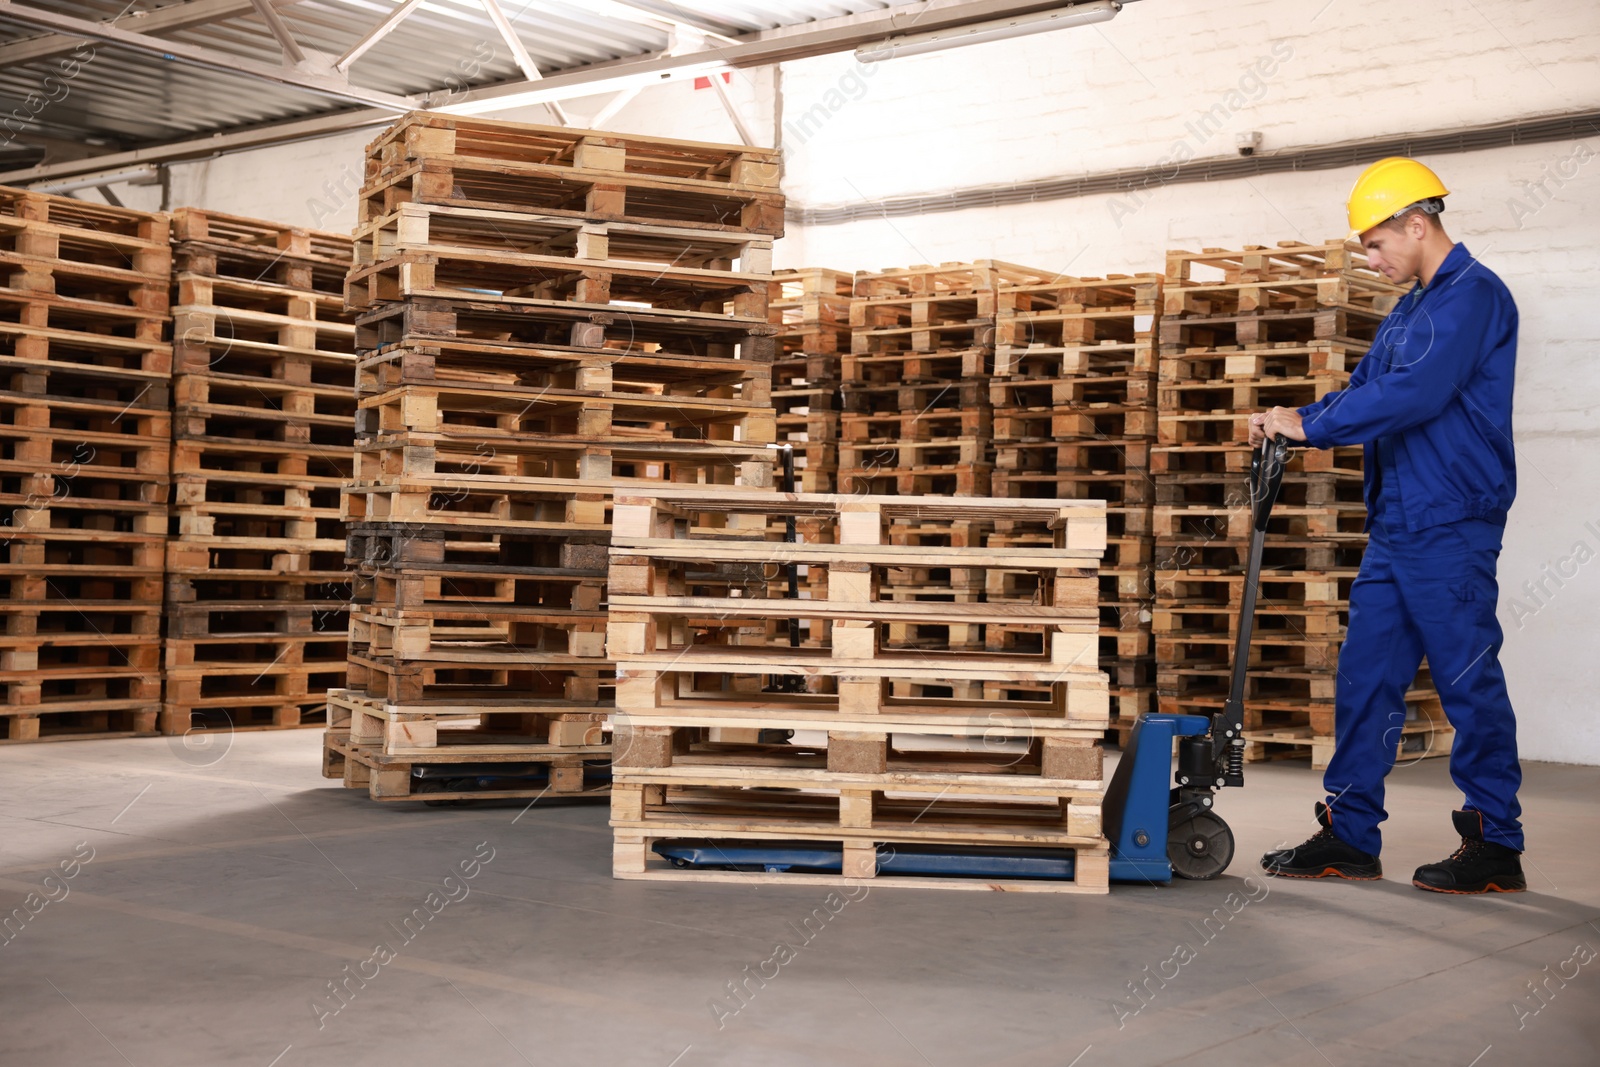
768,267,851,493
1153,240,1450,768
989,274,1162,741
608,490,1113,892
164,209,357,734
0,188,171,743
323,113,782,802
839,262,1052,705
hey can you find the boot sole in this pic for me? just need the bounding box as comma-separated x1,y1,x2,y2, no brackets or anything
1411,879,1526,894
1264,865,1382,881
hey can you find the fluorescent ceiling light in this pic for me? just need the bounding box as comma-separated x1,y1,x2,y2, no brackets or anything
856,1,1122,63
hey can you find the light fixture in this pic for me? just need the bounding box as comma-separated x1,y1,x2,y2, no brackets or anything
855,1,1123,63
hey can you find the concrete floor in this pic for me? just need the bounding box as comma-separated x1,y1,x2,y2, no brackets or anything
1,733,1597,1067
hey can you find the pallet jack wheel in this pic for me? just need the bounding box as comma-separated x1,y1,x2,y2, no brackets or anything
1168,808,1235,880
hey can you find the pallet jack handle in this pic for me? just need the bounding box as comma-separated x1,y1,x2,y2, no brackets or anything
1210,433,1291,770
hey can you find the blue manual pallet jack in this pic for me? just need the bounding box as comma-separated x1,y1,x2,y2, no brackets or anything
655,437,1292,884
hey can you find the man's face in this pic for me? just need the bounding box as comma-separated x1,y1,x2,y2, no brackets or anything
1361,222,1422,285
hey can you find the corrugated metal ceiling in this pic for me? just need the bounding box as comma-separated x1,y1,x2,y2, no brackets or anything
0,0,890,167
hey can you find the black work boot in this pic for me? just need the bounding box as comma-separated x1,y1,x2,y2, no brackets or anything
1413,810,1526,894
1261,801,1382,880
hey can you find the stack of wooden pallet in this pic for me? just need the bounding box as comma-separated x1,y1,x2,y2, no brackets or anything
768,267,851,493
323,113,782,802
0,188,171,743
608,489,1113,892
840,262,1051,707
989,273,1162,740
1153,240,1450,768
841,261,1050,498
164,208,357,734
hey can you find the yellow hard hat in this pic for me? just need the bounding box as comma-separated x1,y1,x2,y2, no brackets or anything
1346,157,1449,237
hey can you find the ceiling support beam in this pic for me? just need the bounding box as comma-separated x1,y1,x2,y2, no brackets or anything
0,0,417,112
0,0,305,67
0,110,394,186
248,0,306,66
334,0,426,72
479,0,570,126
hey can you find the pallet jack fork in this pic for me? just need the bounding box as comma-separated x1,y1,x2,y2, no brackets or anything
653,438,1292,885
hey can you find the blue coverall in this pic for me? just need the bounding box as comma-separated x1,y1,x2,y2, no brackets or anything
1295,242,1524,855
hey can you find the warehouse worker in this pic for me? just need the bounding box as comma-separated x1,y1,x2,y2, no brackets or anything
1249,157,1526,894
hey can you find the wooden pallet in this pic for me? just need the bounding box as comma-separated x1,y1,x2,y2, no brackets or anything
169,450,349,535
355,293,777,363
852,290,995,331
1157,372,1347,430
172,296,355,367
849,319,996,357
770,267,852,357
1165,240,1387,284
162,658,345,734
357,334,767,401
337,679,611,757
612,731,1106,857
1155,471,1365,510
349,202,770,307
993,438,1153,472
2,702,160,743
344,522,611,576
0,285,167,344
1155,567,1355,607
173,206,354,270
1158,341,1368,382
360,112,784,236
0,184,170,243
991,372,1154,411
995,308,1153,349
840,375,987,415
324,719,610,803
356,376,774,449
852,261,1055,299
997,273,1161,315
1158,306,1383,349
773,353,844,394
611,831,1111,891
1243,720,1455,770
1152,502,1366,541
173,383,354,453
0,319,171,382
995,340,1156,379
1150,442,1362,477
1164,275,1402,318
